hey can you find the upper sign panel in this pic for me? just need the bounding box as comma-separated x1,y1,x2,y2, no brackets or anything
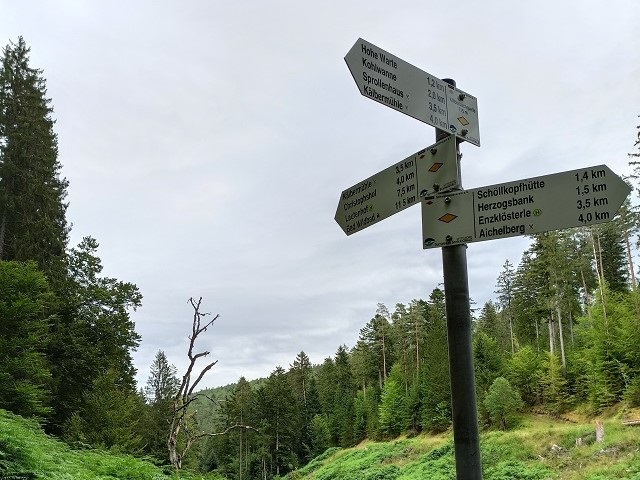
345,38,480,146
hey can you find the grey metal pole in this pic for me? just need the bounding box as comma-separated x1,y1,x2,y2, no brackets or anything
436,78,482,480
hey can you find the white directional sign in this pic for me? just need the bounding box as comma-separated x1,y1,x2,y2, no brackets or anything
345,38,480,146
336,136,458,235
421,165,631,249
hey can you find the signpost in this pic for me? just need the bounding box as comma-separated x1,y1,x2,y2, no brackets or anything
335,135,457,235
335,37,631,480
345,38,480,146
421,165,631,248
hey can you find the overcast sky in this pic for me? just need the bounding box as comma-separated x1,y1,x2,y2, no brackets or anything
2,1,639,389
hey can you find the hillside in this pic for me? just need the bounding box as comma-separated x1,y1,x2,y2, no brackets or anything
287,409,640,480
0,409,221,480
4,405,640,479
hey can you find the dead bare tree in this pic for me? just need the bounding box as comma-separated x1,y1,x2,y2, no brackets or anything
167,297,257,470
167,297,217,469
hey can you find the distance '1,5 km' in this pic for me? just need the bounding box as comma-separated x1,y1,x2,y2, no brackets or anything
575,168,611,224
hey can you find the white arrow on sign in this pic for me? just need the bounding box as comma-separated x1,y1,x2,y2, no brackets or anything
345,38,480,147
336,136,458,235
421,165,631,249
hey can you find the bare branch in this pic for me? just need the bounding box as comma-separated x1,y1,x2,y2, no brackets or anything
194,424,260,440
168,296,242,471
187,360,218,397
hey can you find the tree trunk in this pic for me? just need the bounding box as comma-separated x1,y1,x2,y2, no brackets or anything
415,323,420,377
381,333,387,383
275,412,280,477
556,304,566,373
595,420,605,443
569,310,574,346
0,211,5,260
548,315,555,355
591,230,608,330
239,413,244,480
625,230,636,289
508,310,515,354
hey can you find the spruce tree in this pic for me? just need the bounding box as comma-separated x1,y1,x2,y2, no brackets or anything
0,37,69,289
0,260,53,417
593,220,629,293
142,350,179,461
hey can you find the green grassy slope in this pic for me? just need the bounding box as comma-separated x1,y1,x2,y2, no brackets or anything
287,412,640,480
4,406,640,480
0,409,222,480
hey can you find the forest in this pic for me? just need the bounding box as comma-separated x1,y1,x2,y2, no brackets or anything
1,36,640,479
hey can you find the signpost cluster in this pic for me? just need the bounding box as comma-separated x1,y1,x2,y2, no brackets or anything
335,38,631,480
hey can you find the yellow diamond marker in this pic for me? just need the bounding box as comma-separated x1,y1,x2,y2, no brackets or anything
438,213,457,223
458,116,469,126
429,162,443,172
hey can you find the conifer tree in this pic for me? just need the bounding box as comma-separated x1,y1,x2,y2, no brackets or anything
378,364,407,437
0,260,53,417
142,350,179,461
49,237,142,432
257,366,297,477
145,350,180,404
420,289,451,432
495,260,517,352
288,351,316,463
0,37,69,289
592,220,629,293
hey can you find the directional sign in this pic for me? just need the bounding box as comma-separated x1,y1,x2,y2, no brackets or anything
336,136,458,235
345,38,480,146
421,165,631,249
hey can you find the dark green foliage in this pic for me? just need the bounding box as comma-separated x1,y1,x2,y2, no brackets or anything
0,260,52,417
574,286,630,411
378,365,406,437
63,368,144,451
288,351,320,463
483,377,523,430
141,350,179,462
538,353,569,415
0,37,69,290
358,307,393,389
473,330,504,395
419,289,451,433
309,414,331,458
476,301,502,343
494,260,516,352
257,366,299,477
593,221,629,293
483,460,554,480
505,346,541,406
145,350,179,404
0,408,224,479
48,236,142,432
330,345,356,447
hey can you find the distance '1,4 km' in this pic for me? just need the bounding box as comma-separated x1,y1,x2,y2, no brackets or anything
574,167,612,225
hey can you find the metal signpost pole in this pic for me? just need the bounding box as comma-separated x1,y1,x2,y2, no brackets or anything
437,79,482,480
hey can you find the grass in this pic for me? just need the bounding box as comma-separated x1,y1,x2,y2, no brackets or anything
4,406,640,479
0,409,222,480
286,408,640,480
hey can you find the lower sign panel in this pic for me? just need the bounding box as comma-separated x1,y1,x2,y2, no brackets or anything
421,165,631,249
